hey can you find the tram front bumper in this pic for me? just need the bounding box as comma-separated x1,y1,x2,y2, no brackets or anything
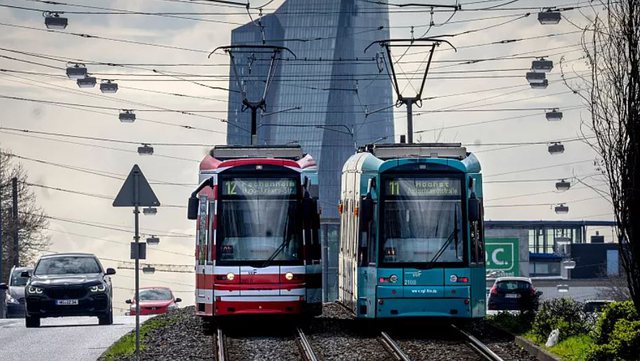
375,297,472,318
214,296,303,315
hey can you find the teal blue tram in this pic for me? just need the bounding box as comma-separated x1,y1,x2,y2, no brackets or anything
338,143,486,319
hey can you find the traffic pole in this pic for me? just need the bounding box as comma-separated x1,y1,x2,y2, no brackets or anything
133,172,140,361
11,177,18,267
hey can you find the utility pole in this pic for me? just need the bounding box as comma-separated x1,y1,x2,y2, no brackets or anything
0,177,4,284
11,177,18,267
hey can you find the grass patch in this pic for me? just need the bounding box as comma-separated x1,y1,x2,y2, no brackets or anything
488,311,535,335
100,316,174,361
547,334,594,361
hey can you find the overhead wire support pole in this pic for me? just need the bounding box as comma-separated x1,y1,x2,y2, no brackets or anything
365,38,456,144
210,45,296,145
11,177,18,267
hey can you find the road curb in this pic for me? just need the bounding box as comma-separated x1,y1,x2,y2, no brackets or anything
513,335,562,361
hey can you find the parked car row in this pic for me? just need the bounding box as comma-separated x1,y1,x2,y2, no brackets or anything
1,252,180,327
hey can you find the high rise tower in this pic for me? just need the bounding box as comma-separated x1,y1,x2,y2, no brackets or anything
226,0,394,219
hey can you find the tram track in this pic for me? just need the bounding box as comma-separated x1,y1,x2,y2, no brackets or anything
451,324,504,361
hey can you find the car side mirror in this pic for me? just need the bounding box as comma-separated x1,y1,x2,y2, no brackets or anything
536,291,543,297
125,299,132,304
20,271,31,278
105,268,116,275
0,283,7,291
175,298,182,303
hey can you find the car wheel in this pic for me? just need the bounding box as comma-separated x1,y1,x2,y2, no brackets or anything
25,314,40,328
99,308,113,325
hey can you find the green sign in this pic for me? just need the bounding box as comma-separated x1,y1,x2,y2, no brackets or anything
385,178,461,197
222,178,297,196
485,238,519,277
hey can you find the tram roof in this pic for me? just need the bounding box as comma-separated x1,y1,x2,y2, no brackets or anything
210,145,305,160
359,143,468,160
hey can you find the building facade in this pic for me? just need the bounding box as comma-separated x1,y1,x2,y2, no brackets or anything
226,0,394,221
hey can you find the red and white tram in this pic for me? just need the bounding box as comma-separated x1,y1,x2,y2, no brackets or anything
187,145,322,319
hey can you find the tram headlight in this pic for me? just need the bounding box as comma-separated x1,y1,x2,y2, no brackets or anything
389,274,398,283
285,272,294,280
450,275,458,282
226,272,235,281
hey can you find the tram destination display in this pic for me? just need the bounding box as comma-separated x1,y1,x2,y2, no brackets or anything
222,177,297,196
386,177,461,197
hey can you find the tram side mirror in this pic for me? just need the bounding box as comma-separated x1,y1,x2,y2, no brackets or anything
302,198,319,229
360,196,374,227
468,193,480,222
367,177,377,194
187,196,199,220
0,283,7,291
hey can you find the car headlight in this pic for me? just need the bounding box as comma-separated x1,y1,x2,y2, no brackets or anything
6,293,19,304
27,286,43,294
90,284,107,293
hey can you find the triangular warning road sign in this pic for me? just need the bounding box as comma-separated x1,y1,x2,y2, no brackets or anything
113,164,160,207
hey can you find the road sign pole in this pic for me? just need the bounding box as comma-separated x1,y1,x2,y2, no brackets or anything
134,172,140,361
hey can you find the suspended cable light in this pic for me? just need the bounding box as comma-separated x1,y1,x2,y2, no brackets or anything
146,235,160,245
538,8,561,24
556,284,570,292
119,110,136,123
142,265,156,274
138,144,154,155
531,58,553,72
44,11,68,29
556,179,571,191
66,63,87,79
76,76,96,88
548,142,565,154
555,203,569,214
546,108,563,121
562,259,576,269
530,79,548,89
554,236,571,245
526,71,546,84
99,80,118,94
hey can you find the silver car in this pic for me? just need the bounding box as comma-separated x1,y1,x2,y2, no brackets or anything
6,266,33,318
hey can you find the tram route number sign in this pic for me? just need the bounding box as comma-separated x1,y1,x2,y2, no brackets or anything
386,178,461,197
485,238,519,277
222,178,297,196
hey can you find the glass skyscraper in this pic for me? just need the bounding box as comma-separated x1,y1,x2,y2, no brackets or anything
226,0,394,221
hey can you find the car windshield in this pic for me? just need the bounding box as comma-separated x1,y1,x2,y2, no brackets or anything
381,177,463,264
138,289,172,301
497,280,532,291
10,270,30,286
35,256,101,275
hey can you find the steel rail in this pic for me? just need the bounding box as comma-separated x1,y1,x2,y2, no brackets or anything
379,331,412,361
296,328,319,361
451,324,504,361
216,328,226,361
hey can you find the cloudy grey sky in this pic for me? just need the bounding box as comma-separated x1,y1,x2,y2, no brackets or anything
0,0,613,311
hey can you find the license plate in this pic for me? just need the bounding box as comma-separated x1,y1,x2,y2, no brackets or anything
505,294,520,299
56,299,79,305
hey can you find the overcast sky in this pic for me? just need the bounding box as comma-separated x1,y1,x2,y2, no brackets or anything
0,0,614,311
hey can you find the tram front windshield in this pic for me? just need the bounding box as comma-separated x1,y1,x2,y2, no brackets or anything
217,176,302,264
381,176,464,265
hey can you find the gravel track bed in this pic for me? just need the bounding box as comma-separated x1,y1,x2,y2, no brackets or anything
394,335,482,361
224,333,300,361
99,306,213,361
303,303,391,361
100,303,540,361
466,320,537,361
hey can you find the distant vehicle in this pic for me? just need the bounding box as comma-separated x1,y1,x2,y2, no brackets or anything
583,299,614,313
23,253,115,328
5,266,33,318
127,287,181,316
488,276,542,311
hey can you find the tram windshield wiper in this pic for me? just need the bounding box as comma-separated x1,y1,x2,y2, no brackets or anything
421,205,458,269
261,208,293,268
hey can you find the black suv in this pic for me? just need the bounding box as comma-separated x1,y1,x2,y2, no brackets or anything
24,253,115,328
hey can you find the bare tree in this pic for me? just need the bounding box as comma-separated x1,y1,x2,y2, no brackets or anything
562,1,640,312
0,149,49,283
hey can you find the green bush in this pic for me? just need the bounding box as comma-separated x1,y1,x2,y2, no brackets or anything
490,310,535,334
587,320,640,361
594,300,638,345
531,298,590,342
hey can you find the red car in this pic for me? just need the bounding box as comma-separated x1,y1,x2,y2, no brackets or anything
126,287,181,316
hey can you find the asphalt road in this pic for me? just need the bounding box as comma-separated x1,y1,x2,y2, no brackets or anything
0,315,151,361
